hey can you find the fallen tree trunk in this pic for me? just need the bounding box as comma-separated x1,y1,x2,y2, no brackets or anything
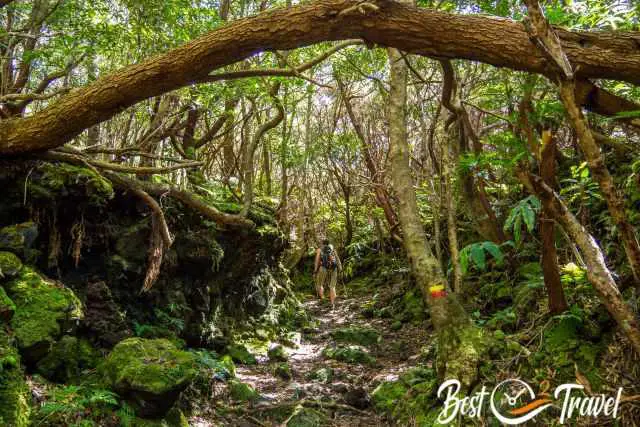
2,0,640,155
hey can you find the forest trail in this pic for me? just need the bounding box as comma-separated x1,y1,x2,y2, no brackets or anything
207,290,433,426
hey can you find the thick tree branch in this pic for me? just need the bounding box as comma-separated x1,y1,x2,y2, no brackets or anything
2,0,640,154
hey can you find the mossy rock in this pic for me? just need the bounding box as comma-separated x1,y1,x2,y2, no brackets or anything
0,286,16,322
36,335,99,382
331,326,380,346
306,367,333,384
0,333,30,427
0,223,38,260
371,380,407,413
5,267,83,363
129,407,189,427
227,343,257,365
268,344,288,362
400,290,425,322
322,345,375,365
274,362,292,380
286,404,326,427
29,162,114,205
101,338,197,418
0,252,22,281
228,379,260,402
114,221,151,264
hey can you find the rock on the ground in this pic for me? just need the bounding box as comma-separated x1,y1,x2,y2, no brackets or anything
285,404,326,427
274,362,292,380
268,344,288,362
83,281,131,347
322,345,375,365
331,326,381,346
0,252,22,281
0,332,30,427
4,267,83,363
228,379,260,402
100,338,197,418
226,343,257,365
0,222,38,260
35,335,99,382
306,367,334,384
343,386,371,409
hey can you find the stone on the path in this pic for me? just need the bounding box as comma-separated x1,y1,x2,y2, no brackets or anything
306,367,334,384
275,362,292,380
343,386,371,409
227,343,257,365
331,326,381,346
322,345,375,365
268,343,288,362
228,379,260,402
100,338,197,417
285,404,325,427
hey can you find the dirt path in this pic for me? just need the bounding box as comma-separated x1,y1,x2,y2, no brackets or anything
205,293,432,426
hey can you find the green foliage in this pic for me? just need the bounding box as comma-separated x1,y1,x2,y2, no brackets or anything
228,379,260,402
331,326,381,346
504,196,541,244
459,241,506,274
561,162,603,211
35,385,119,426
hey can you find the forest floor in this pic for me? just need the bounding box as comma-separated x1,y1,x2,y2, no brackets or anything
200,287,433,426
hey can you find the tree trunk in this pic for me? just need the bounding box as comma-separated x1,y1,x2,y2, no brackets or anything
539,131,568,314
518,170,640,355
558,83,640,286
3,0,640,155
387,46,484,388
443,130,462,293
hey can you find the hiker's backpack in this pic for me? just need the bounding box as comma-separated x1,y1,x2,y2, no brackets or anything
321,245,337,270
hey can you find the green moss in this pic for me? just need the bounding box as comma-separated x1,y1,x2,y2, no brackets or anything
268,344,288,362
400,290,425,322
0,252,22,280
226,343,257,365
101,338,196,396
36,336,99,382
0,333,30,427
29,162,114,205
371,380,407,413
5,267,83,361
0,286,16,322
285,404,326,427
228,379,260,402
331,326,380,346
322,345,375,365
306,367,333,384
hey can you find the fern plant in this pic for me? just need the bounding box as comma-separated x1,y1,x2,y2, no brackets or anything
459,241,508,274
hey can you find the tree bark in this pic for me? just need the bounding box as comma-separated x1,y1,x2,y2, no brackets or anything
387,45,483,388
539,131,568,314
517,170,640,355
3,0,640,155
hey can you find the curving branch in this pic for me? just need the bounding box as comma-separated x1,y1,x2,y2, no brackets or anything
2,0,640,155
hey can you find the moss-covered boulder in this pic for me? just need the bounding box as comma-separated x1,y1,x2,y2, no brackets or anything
274,362,292,380
268,344,288,362
371,380,407,413
285,404,326,427
0,252,22,281
228,379,260,402
226,343,257,365
322,345,375,365
0,333,30,427
36,335,99,382
4,267,83,363
331,326,380,346
0,223,38,261
0,287,16,322
101,338,197,418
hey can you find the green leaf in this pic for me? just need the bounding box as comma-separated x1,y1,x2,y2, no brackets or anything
470,244,487,270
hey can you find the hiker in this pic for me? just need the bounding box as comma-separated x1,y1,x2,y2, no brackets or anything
314,239,342,308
